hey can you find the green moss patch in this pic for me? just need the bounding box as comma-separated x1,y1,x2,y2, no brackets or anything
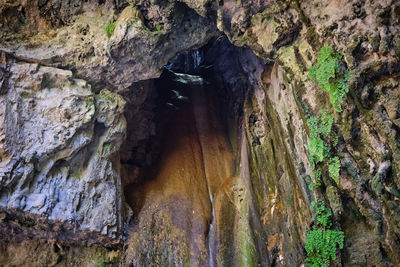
104,22,116,37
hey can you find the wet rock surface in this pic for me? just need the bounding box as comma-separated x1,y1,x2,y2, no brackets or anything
0,0,400,266
122,71,234,266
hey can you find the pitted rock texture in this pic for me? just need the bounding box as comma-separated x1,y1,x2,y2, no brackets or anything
0,0,219,91
0,0,400,266
0,55,127,238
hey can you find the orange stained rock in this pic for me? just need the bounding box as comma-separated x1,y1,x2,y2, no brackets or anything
124,83,235,266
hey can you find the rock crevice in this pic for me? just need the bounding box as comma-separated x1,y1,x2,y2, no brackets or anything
0,0,400,266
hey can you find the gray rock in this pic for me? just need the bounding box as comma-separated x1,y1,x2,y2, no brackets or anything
0,60,127,238
0,1,219,91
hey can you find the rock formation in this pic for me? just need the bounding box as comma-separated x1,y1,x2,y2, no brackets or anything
0,0,399,266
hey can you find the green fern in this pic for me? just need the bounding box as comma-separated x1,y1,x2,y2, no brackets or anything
309,168,322,190
305,46,347,267
305,227,344,267
306,110,340,187
308,46,350,112
306,201,344,267
328,156,341,184
308,137,326,163
307,112,332,163
307,111,334,139
311,200,332,228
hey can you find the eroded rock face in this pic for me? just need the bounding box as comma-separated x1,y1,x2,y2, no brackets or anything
0,55,127,238
0,0,219,90
0,0,400,266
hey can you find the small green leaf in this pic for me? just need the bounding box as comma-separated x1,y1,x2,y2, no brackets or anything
105,22,116,37
329,157,341,184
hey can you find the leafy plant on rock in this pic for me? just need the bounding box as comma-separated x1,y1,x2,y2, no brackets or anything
328,156,341,185
306,110,338,188
105,21,116,37
305,227,344,267
307,110,334,163
304,45,349,267
305,201,344,267
308,46,350,112
311,200,332,228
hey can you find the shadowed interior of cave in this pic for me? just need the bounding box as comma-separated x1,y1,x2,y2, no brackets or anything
1,1,400,266
121,36,269,266
125,68,232,213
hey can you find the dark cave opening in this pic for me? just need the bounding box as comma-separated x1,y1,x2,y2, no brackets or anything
120,37,242,180
118,35,268,266
122,38,233,212
120,35,264,214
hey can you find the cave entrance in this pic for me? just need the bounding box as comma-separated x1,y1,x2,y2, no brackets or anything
120,36,264,266
121,35,246,212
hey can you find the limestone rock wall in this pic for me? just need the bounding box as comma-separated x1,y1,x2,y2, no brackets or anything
0,55,127,239
0,0,400,266
222,0,400,265
0,0,219,91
